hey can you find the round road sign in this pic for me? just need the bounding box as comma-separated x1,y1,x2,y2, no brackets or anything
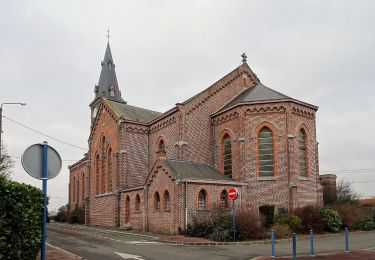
228,188,238,200
21,143,62,180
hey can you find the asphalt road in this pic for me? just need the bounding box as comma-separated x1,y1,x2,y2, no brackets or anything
47,223,375,260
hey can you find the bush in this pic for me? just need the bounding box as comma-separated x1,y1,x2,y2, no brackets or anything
185,208,267,241
236,210,267,240
321,207,342,232
259,205,275,228
0,177,43,260
294,206,324,233
54,206,68,222
68,207,84,224
333,203,362,229
274,212,302,232
272,223,291,239
357,218,375,231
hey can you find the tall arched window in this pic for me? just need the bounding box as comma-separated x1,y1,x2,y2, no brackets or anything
220,190,229,209
95,154,100,194
77,178,79,202
258,127,275,176
107,147,113,192
298,129,307,177
125,196,130,223
154,192,160,210
222,134,232,178
198,189,207,209
72,177,75,202
135,194,141,211
82,173,85,201
164,190,170,211
101,137,106,193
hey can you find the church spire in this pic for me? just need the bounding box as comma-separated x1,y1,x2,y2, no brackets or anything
94,39,124,103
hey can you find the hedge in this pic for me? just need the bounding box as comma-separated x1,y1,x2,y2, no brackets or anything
0,176,43,259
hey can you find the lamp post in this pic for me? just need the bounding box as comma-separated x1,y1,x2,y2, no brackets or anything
0,102,27,158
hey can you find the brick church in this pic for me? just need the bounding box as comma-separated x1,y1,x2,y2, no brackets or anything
68,41,323,232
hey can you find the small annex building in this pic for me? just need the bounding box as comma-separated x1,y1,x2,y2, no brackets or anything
68,42,323,232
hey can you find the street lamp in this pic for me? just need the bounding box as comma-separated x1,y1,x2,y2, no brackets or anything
0,102,27,158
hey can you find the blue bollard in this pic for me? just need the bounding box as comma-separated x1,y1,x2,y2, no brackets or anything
310,229,314,256
292,232,296,260
345,228,349,253
271,229,275,258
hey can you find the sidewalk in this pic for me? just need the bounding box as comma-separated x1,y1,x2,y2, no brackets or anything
37,243,83,260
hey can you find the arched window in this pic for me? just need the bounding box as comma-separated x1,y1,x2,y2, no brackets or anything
198,189,207,209
107,147,113,192
77,178,79,202
135,194,141,211
220,190,229,209
125,196,130,223
222,134,232,178
164,190,170,211
72,177,75,202
154,192,160,210
258,127,275,176
158,139,165,153
95,154,100,194
298,129,307,177
101,137,106,193
82,173,85,201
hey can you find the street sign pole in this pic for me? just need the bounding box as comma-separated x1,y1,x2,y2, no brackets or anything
41,141,48,260
21,142,62,260
232,199,236,241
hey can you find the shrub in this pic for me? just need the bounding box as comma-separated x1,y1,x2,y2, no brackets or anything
333,203,362,229
357,217,375,231
321,207,342,232
275,212,302,232
0,177,43,260
68,207,84,224
185,208,267,241
294,206,324,233
236,210,267,240
272,223,291,239
259,205,275,228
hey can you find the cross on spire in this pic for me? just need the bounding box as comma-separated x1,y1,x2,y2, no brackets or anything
241,53,247,63
106,28,110,42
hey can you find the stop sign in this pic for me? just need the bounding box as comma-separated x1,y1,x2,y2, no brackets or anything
228,188,238,200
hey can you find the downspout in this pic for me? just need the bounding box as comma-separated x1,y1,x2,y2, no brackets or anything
184,181,188,229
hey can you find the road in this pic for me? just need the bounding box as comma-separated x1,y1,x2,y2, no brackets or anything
47,223,375,260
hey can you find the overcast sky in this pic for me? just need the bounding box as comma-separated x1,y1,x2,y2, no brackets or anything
1,1,374,212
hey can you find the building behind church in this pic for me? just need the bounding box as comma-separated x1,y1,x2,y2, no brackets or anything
68,42,323,232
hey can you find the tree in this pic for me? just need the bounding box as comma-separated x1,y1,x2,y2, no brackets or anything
0,145,14,179
336,179,360,204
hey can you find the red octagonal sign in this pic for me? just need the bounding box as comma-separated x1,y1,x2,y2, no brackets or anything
228,188,238,200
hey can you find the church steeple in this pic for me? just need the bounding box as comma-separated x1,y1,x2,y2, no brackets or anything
94,41,124,103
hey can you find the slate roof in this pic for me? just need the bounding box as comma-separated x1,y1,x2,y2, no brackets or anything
95,42,124,103
221,83,291,110
163,159,233,181
105,99,162,124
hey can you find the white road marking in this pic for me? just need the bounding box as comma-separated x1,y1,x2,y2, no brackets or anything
363,246,375,252
114,252,145,259
125,241,158,244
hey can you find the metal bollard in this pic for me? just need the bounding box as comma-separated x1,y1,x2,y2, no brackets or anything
345,228,349,253
292,232,296,260
271,229,275,258
310,229,314,256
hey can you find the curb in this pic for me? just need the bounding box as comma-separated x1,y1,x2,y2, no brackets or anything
158,239,273,246
46,242,86,259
